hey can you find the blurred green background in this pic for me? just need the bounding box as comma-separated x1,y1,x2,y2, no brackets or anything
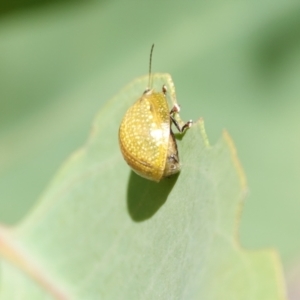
0,0,299,297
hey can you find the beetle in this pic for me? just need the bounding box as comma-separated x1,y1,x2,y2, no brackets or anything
118,45,192,182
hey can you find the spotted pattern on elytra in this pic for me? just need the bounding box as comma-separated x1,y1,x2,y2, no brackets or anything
119,90,179,182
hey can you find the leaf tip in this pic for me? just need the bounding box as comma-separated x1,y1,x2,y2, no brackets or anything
222,129,247,192
194,117,210,148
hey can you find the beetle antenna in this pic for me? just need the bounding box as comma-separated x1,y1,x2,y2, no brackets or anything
148,44,155,89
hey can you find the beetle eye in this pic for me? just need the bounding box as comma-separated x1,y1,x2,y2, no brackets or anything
143,88,151,95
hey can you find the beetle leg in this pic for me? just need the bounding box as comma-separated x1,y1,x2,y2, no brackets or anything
180,119,193,132
164,86,192,131
170,103,180,114
170,115,193,133
170,103,192,132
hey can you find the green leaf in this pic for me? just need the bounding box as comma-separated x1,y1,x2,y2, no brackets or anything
0,74,286,299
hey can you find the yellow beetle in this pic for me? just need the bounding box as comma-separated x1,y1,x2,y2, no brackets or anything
118,45,192,182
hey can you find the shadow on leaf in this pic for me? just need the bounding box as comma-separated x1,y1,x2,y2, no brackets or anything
127,171,179,222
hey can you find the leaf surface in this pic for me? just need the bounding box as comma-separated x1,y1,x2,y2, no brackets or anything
0,74,286,299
